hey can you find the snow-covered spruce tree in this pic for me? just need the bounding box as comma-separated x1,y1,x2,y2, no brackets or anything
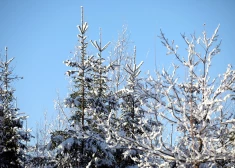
90,28,111,117
114,47,145,167
49,7,115,167
104,47,163,167
49,6,92,167
78,28,117,167
119,47,144,139
0,47,31,167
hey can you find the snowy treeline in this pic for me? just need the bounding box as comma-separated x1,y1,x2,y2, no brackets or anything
1,6,235,168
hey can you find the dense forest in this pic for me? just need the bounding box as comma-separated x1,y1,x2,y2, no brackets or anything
1,7,235,168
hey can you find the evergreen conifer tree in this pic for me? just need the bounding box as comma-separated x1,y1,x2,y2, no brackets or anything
50,6,92,167
49,7,116,167
116,47,145,167
0,47,31,167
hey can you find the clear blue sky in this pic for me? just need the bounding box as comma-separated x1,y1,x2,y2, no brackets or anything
0,0,235,133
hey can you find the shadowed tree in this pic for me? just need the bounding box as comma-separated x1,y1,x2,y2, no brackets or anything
0,47,31,167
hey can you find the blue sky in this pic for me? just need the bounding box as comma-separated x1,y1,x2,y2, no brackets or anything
0,0,235,134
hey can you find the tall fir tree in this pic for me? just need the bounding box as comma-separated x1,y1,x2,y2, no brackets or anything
49,7,115,167
0,47,31,167
50,6,92,167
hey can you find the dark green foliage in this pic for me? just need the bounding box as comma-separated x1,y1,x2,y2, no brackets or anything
0,47,31,167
